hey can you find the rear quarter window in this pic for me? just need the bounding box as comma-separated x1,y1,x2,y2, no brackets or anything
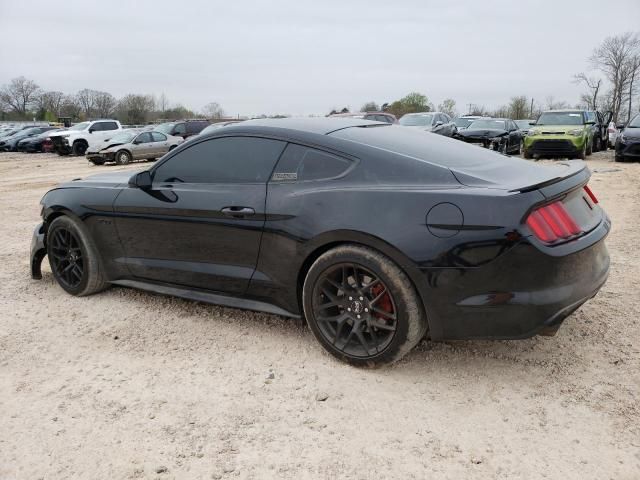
272,144,352,182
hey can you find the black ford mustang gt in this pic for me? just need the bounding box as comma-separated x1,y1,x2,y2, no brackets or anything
31,118,611,366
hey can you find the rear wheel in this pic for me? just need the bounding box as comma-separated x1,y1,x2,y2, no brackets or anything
115,150,131,165
303,245,427,366
593,136,601,152
46,216,108,296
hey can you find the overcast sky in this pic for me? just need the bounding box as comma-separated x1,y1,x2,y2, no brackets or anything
1,0,639,117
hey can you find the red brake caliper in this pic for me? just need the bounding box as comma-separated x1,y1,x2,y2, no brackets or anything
370,283,393,324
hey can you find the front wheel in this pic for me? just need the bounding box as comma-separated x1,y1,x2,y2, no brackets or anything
115,150,132,165
71,141,87,156
302,245,427,366
46,216,108,296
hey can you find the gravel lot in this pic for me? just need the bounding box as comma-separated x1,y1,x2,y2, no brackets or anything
0,150,639,479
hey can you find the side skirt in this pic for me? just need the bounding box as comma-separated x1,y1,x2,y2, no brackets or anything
110,279,301,319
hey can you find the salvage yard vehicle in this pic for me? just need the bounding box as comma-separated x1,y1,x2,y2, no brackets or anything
0,126,58,152
30,118,610,366
515,119,535,135
614,113,640,162
17,128,65,153
455,118,524,154
586,110,612,152
524,110,594,160
154,119,209,140
49,120,122,156
453,115,484,131
85,130,183,165
399,112,457,136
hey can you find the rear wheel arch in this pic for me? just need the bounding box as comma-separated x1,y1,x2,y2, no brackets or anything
295,231,438,339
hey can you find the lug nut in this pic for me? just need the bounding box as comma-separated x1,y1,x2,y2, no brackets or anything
349,296,353,301
359,296,364,301
347,308,351,312
364,308,369,312
357,315,361,319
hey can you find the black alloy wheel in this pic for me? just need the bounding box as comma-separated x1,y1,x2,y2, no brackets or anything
49,226,85,289
312,263,398,357
303,245,428,366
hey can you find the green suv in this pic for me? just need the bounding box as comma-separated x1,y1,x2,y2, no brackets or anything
523,110,594,160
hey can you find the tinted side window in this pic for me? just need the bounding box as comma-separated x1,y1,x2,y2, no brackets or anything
154,136,286,184
151,132,167,142
272,144,351,182
186,121,208,134
98,121,118,131
90,123,103,132
173,123,187,135
136,132,153,143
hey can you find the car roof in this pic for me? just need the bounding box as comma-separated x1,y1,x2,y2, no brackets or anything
226,117,382,135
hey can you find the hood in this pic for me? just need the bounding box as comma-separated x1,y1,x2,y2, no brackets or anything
99,142,128,152
458,128,506,138
58,169,143,189
621,127,640,139
529,124,586,134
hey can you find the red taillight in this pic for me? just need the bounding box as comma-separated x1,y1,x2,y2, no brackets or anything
526,201,581,243
583,185,598,204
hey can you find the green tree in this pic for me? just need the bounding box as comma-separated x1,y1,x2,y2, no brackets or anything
388,92,432,118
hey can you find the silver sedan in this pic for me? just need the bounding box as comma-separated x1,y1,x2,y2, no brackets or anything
86,130,183,165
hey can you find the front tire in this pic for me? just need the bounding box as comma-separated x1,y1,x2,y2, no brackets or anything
115,150,131,165
71,141,87,156
46,216,108,296
302,245,427,367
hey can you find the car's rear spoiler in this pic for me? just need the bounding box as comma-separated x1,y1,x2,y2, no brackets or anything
509,161,588,195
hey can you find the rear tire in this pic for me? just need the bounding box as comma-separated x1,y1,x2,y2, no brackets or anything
46,216,108,296
593,136,601,153
302,245,427,367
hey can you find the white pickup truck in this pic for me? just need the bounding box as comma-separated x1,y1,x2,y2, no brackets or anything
49,119,123,156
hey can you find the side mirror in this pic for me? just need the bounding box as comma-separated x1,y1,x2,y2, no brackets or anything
129,170,152,189
434,121,444,127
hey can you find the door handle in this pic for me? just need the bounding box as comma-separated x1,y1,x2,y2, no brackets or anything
221,206,255,217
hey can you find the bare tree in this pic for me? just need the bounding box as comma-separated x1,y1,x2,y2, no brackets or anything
625,54,640,122
60,95,82,119
35,91,65,116
590,32,640,122
93,91,117,118
438,98,457,117
507,96,528,119
0,76,41,115
573,73,602,110
76,88,98,119
202,102,225,119
545,96,570,110
158,93,169,115
117,94,155,124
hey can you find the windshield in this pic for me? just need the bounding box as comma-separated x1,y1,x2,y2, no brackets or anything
154,123,175,134
536,112,584,126
399,114,433,126
106,132,137,144
469,119,506,130
69,122,90,131
454,118,474,128
515,120,532,129
628,114,640,128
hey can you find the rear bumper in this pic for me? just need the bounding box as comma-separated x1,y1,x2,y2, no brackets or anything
30,222,46,279
421,216,611,340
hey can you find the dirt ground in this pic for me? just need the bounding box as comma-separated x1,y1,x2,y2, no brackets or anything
0,149,638,480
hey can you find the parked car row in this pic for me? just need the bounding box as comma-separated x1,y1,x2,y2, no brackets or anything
614,113,640,162
86,129,184,165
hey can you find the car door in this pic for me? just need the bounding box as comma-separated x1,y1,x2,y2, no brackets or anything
112,135,287,294
130,132,154,159
172,122,187,139
507,120,519,150
150,131,170,156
